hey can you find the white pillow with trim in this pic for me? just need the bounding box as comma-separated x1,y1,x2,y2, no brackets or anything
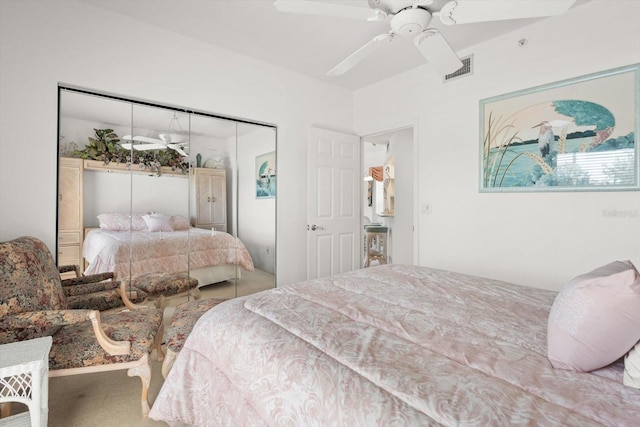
624,341,640,389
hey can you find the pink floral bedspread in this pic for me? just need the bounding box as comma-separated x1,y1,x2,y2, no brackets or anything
83,228,254,277
150,264,640,426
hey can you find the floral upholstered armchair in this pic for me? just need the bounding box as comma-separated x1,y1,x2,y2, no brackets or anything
57,264,147,310
0,236,164,417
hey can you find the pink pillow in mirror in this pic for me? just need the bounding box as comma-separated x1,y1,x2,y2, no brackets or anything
97,212,148,231
171,215,190,230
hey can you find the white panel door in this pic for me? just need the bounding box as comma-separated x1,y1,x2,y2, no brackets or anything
307,127,360,279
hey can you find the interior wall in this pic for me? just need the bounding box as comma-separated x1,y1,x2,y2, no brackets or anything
84,172,190,227
237,126,277,274
354,0,640,291
384,128,414,265
0,0,354,286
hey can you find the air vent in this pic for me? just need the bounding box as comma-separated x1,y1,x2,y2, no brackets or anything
443,55,473,82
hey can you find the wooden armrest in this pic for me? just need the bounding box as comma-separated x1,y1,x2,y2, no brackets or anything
88,311,131,356
2,309,94,329
61,272,115,287
116,281,147,311
58,264,81,277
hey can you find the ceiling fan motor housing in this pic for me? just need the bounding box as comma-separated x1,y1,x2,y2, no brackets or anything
390,8,433,36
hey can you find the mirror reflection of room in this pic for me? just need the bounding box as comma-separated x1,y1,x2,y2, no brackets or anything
57,87,276,306
363,141,388,225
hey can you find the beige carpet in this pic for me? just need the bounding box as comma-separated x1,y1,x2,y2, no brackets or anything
44,269,275,427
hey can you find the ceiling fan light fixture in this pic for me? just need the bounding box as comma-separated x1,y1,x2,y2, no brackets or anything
119,112,189,156
159,133,184,144
390,8,432,36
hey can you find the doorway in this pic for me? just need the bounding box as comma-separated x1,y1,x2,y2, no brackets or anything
361,126,416,266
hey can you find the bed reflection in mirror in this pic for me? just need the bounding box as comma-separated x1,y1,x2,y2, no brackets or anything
57,87,276,307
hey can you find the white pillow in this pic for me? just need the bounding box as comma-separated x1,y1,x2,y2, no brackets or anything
142,213,174,232
625,341,640,389
97,212,148,231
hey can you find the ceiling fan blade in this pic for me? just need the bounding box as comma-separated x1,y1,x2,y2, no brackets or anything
274,0,384,21
138,144,167,151
168,144,188,156
120,142,167,151
414,29,463,76
122,135,165,145
327,33,394,76
438,0,576,25
159,133,186,144
121,136,167,151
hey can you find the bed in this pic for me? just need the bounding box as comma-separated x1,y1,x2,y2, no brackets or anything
150,264,640,426
83,227,254,287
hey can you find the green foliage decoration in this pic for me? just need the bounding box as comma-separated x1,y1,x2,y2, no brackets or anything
72,128,189,176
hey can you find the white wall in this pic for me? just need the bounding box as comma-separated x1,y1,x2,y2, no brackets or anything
354,0,640,291
83,172,190,227
238,127,277,273
383,128,414,265
0,0,354,286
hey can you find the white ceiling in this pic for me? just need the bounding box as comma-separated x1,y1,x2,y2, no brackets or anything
60,88,262,138
81,0,586,90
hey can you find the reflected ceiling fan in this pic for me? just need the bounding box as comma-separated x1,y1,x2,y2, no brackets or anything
274,0,576,76
121,113,189,156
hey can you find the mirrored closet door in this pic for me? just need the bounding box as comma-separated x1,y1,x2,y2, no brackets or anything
57,87,276,300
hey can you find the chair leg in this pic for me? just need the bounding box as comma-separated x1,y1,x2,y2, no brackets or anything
155,323,165,361
162,349,178,379
154,295,168,310
127,354,151,418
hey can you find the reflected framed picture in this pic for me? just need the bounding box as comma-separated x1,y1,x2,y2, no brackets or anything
480,64,639,192
256,151,276,199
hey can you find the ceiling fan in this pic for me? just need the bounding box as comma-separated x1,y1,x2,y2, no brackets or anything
274,0,576,76
121,113,189,156
120,135,189,156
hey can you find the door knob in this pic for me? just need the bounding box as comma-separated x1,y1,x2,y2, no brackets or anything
308,224,324,231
